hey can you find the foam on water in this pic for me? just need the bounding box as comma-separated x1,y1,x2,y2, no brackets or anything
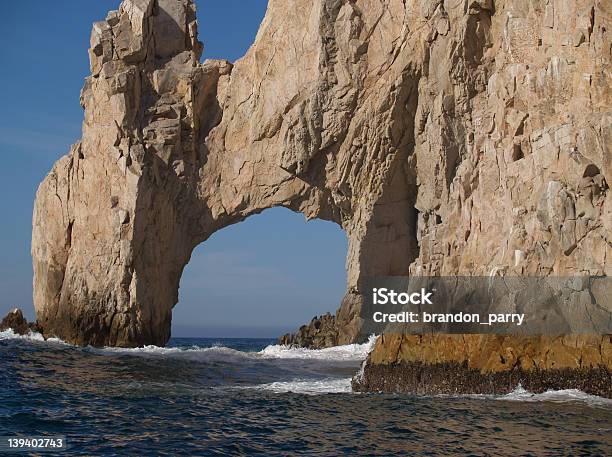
499,384,612,407
89,344,260,366
0,329,68,345
449,384,612,408
93,344,241,356
90,334,378,363
259,334,378,361
252,379,611,399
2,327,377,365
0,329,44,341
250,377,354,395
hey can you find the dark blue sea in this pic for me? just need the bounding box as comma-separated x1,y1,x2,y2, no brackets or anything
1,331,611,456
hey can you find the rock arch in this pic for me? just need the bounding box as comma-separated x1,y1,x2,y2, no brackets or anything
32,0,419,346
32,0,611,348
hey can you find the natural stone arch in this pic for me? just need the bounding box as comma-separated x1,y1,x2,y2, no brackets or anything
32,0,420,347
32,0,610,349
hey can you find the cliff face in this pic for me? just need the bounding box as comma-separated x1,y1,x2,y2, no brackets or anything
32,0,609,350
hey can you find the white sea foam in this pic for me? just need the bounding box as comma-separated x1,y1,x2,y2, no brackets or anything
94,344,215,355
499,384,612,407
452,384,612,407
0,328,44,341
2,326,378,364
89,344,253,363
353,357,369,383
90,335,378,366
2,328,379,370
0,328,68,345
259,334,378,361
251,377,354,395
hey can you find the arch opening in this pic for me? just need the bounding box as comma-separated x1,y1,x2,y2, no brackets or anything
172,207,348,338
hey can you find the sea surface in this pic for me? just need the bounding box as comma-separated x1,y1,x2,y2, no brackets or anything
1,331,611,456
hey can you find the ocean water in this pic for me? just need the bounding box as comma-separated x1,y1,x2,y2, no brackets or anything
1,331,611,456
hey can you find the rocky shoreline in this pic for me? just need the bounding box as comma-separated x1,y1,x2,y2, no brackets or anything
352,361,612,398
352,334,612,397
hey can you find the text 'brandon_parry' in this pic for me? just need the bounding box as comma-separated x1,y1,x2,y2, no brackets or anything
370,287,525,327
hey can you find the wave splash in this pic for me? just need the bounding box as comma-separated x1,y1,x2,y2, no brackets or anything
259,334,378,361
89,334,379,363
1,328,377,363
0,329,68,345
249,377,353,395
499,384,612,407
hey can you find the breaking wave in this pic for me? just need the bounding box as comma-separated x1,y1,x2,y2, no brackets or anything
259,334,378,361
249,377,353,395
0,329,68,345
499,385,612,407
1,327,377,367
87,334,378,363
92,344,249,358
447,384,612,408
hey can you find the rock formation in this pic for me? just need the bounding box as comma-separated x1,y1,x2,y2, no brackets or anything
279,313,339,349
32,0,610,394
353,334,612,397
0,309,38,336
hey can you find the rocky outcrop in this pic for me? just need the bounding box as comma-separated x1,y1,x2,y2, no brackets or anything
353,361,612,397
279,313,339,349
353,334,612,397
0,308,38,335
32,0,609,366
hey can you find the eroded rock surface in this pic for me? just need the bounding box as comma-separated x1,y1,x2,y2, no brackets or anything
279,313,339,349
353,334,612,397
33,0,610,352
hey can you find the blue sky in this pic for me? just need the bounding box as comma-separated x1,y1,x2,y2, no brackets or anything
0,1,347,338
